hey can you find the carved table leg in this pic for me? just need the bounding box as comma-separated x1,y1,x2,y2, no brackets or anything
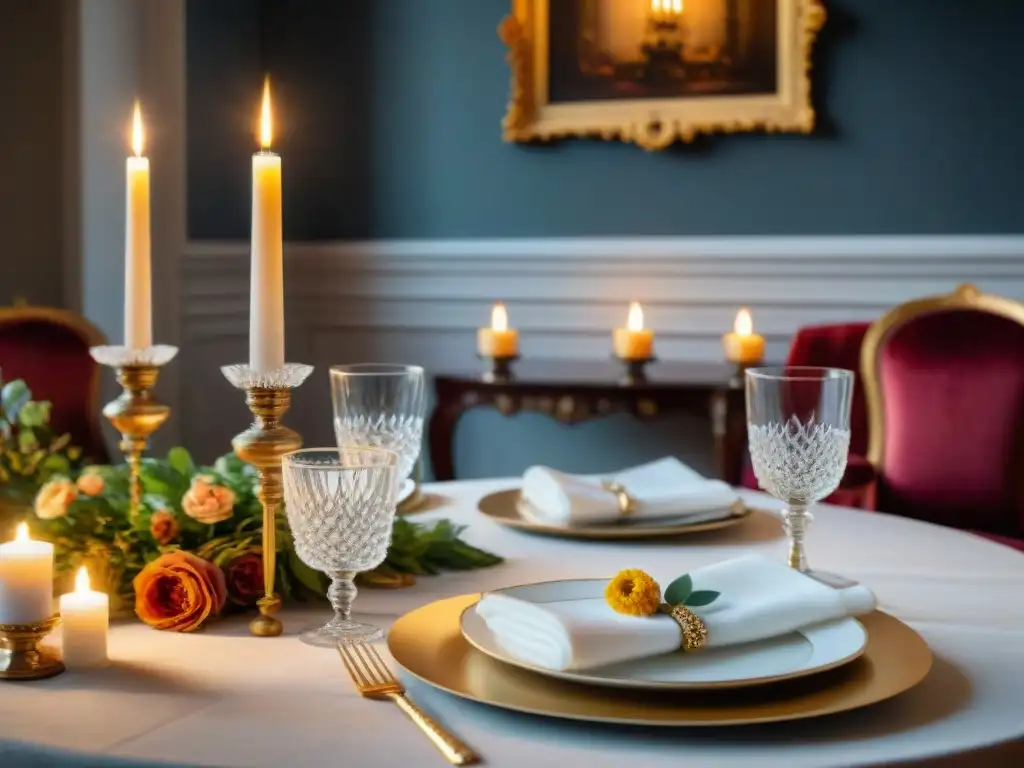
711,388,747,486
428,400,466,481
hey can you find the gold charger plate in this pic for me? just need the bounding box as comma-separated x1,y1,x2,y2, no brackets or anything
477,489,752,540
387,594,933,727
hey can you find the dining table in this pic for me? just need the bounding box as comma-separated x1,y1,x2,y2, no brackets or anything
2,477,1023,767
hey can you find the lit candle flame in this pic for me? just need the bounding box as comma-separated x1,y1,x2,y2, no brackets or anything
491,302,509,332
734,307,754,336
14,522,28,543
651,0,683,13
75,567,91,593
131,100,144,157
627,302,645,332
259,76,273,149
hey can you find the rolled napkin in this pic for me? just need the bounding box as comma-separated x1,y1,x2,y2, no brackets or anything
475,554,876,671
519,456,740,526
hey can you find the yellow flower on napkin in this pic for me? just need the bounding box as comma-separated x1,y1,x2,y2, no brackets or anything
605,569,662,617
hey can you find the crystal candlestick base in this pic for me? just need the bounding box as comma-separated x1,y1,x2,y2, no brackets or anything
91,345,178,521
223,363,313,637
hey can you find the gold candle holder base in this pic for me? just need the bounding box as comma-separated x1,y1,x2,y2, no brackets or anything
91,345,178,520
613,355,656,386
0,615,64,681
223,363,313,638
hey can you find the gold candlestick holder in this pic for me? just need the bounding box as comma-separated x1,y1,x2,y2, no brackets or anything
91,346,178,520
0,615,64,680
223,363,312,637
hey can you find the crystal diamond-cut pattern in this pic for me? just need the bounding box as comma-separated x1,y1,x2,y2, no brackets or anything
221,363,313,390
334,413,425,483
748,416,850,504
90,345,178,368
282,447,398,646
284,451,397,573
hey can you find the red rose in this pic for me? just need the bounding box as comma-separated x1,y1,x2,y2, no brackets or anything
224,553,263,607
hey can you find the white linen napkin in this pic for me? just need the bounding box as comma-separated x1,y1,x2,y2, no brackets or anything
475,554,877,671
519,457,740,526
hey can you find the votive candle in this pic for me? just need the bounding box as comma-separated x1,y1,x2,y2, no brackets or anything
722,307,766,365
59,567,109,669
477,302,519,358
613,302,655,360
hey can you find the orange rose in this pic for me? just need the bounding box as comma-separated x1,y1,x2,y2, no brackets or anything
76,472,105,497
133,551,228,632
181,475,235,525
149,510,179,546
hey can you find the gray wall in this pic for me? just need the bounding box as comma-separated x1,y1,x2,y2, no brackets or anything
0,0,66,307
187,0,1024,240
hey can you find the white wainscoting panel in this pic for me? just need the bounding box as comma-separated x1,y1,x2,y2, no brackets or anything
181,236,1024,473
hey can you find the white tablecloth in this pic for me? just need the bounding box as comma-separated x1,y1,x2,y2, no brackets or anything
2,479,1023,768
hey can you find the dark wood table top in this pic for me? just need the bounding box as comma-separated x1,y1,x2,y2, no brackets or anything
433,359,753,389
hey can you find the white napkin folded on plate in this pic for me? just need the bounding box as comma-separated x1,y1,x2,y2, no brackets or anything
519,457,740,526
475,554,876,671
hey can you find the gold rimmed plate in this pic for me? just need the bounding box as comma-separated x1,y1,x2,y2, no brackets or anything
477,489,752,540
387,594,933,728
459,579,868,691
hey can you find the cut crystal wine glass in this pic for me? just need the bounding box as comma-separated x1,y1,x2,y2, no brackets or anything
282,446,399,646
330,364,426,487
746,366,854,573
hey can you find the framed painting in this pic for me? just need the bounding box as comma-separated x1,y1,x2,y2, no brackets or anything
499,0,827,150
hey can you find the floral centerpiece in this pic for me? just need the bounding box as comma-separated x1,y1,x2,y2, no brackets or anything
1,378,502,631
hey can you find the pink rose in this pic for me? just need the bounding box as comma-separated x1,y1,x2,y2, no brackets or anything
76,472,105,497
181,475,235,525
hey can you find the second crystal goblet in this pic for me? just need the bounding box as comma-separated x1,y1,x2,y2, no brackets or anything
329,364,426,491
282,446,399,646
746,366,854,573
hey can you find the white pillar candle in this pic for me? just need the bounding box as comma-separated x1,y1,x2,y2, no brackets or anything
59,567,109,669
0,524,54,625
250,77,285,373
125,101,152,351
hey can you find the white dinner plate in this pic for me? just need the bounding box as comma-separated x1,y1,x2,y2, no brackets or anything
460,579,867,691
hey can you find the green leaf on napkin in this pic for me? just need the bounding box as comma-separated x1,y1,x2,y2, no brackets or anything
664,573,693,606
683,590,720,607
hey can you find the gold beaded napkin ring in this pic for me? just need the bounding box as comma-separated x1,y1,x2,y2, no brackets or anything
604,569,719,652
600,480,637,518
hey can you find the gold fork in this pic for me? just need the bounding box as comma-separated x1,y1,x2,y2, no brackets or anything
338,641,479,765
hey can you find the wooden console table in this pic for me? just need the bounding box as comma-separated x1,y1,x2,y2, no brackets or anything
428,360,748,483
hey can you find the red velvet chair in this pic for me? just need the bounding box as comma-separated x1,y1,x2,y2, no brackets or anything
0,306,108,463
861,284,1024,552
741,322,874,507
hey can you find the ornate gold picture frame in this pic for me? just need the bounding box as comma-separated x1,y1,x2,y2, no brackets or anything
499,0,826,150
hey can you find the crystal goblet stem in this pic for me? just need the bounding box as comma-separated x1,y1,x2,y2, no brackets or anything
782,503,813,572
324,570,371,634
